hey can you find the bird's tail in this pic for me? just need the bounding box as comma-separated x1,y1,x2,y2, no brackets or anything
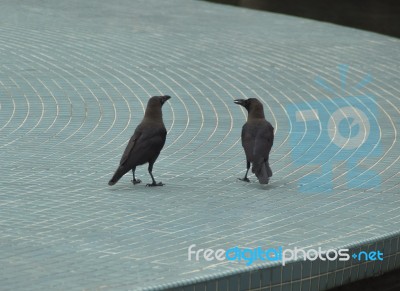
108,165,129,186
252,161,272,184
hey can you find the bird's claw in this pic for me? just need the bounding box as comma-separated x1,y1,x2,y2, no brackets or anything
132,179,142,185
146,182,164,187
238,177,250,183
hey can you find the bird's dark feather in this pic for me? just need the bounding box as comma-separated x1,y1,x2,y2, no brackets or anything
236,98,274,184
109,95,169,186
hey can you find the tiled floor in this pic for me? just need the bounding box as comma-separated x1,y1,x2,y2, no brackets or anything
1,0,399,290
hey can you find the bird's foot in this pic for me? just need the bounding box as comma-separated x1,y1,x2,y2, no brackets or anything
146,182,164,187
238,177,250,183
132,178,142,185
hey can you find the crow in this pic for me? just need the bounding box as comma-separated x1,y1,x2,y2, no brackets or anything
108,95,171,187
234,98,274,184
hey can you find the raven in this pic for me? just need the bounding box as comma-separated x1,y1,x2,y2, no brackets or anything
234,98,274,184
108,95,171,187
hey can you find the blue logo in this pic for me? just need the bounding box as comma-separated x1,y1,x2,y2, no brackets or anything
352,251,383,261
287,65,382,192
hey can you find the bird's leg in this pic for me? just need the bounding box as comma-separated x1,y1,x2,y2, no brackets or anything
238,161,251,182
146,162,164,187
131,167,141,185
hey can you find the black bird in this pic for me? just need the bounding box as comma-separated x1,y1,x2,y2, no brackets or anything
234,98,274,184
108,95,171,187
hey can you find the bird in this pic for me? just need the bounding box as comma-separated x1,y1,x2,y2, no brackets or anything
108,95,171,187
234,98,274,184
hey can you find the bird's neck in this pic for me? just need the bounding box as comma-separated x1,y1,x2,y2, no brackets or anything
143,106,163,123
248,107,265,120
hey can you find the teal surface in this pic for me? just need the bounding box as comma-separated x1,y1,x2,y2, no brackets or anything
1,0,400,290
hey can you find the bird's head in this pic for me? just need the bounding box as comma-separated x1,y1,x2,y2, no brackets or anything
234,98,265,119
234,98,250,110
234,98,262,111
148,95,171,107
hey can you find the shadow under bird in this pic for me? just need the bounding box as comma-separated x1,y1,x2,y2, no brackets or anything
234,98,274,184
108,95,171,187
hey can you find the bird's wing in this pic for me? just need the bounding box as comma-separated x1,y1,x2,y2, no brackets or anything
241,123,255,161
242,121,274,161
120,125,167,166
249,122,274,181
253,121,274,160
120,129,142,166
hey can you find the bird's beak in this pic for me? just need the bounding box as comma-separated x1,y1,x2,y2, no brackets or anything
234,99,246,106
161,95,171,104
